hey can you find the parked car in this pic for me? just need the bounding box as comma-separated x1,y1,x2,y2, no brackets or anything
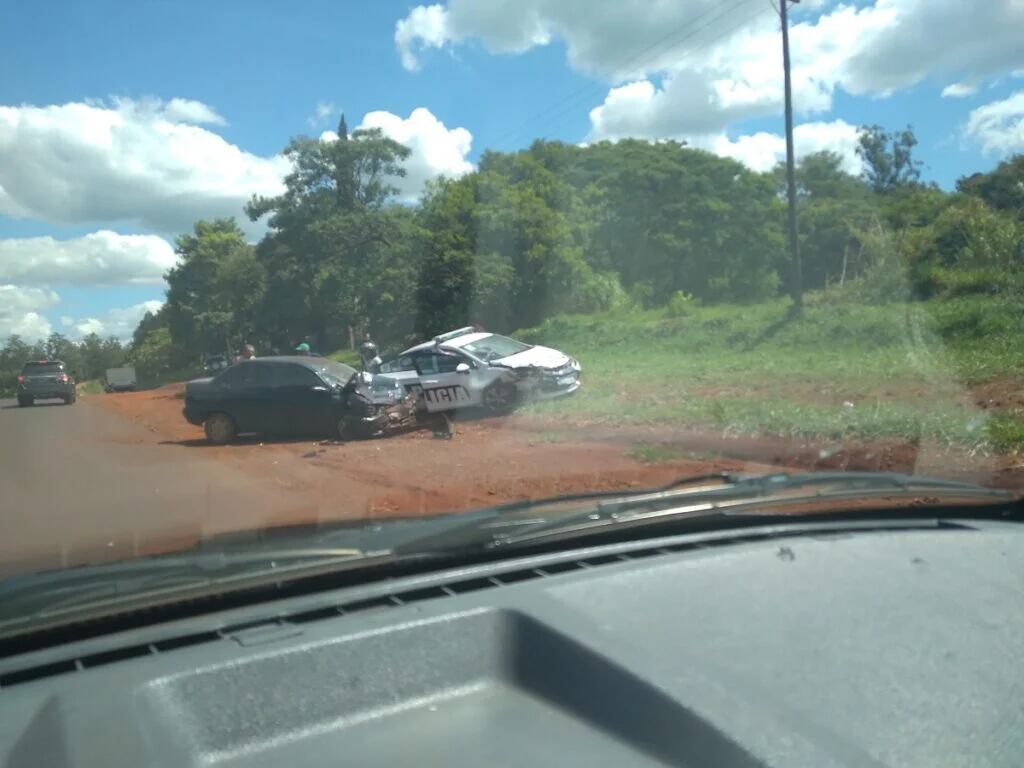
104,366,138,393
376,327,581,414
16,360,76,406
183,356,416,444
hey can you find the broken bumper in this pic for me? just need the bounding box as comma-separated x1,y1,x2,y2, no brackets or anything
514,362,582,400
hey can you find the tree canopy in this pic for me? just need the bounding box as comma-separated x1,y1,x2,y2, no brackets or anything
106,123,1024,365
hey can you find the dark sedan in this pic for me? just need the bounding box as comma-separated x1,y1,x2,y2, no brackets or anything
183,356,406,444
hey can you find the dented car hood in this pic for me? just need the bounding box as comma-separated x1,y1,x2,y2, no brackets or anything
492,344,571,370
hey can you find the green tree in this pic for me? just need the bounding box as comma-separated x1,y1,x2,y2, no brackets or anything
43,332,83,374
774,152,875,289
957,155,1024,219
247,127,414,350
0,335,39,395
79,333,127,380
127,327,184,380
163,219,264,355
856,124,922,194
415,176,479,337
904,196,1024,296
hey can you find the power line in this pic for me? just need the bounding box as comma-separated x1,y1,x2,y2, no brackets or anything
490,0,770,147
531,0,779,142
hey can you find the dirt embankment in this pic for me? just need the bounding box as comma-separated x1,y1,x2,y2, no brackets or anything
86,382,1020,530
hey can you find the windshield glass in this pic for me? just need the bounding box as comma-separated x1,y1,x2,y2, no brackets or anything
2,1,1023,606
21,362,64,375
312,360,357,387
460,335,532,361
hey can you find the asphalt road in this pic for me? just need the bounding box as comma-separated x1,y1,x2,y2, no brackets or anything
0,397,313,578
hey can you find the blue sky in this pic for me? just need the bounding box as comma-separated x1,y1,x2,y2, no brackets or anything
1,0,1022,340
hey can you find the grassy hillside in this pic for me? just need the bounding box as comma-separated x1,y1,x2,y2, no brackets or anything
516,295,1024,453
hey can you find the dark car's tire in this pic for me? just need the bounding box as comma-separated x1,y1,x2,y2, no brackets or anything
204,413,236,444
64,393,76,405
336,415,355,441
17,396,32,408
481,382,518,414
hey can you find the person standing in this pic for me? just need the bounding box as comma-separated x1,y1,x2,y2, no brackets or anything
359,332,380,372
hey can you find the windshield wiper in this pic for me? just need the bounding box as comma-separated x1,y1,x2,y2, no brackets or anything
399,471,1019,555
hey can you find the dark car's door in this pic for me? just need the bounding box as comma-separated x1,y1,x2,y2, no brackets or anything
214,362,277,433
270,363,337,435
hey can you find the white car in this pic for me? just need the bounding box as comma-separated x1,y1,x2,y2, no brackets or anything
376,327,581,413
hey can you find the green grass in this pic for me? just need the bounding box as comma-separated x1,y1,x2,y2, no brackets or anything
987,413,1024,454
328,349,362,367
515,295,1024,454
77,379,104,395
628,444,722,464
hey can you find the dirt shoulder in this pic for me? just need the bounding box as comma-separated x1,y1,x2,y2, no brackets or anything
85,383,1019,534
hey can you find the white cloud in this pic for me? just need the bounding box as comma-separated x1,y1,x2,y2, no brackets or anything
0,98,289,236
0,285,58,341
942,83,979,99
0,231,177,286
355,108,474,199
161,98,226,126
70,300,164,340
842,1,1024,96
308,100,337,128
709,120,863,174
396,4,453,71
966,90,1024,155
399,1,1024,143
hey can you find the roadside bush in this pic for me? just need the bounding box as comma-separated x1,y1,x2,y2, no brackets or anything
664,291,698,318
570,269,634,314
926,296,1024,342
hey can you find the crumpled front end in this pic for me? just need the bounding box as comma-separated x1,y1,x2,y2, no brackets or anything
505,358,582,401
345,377,419,438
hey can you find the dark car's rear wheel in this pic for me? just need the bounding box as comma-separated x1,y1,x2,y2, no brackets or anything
204,413,236,444
63,393,75,405
482,382,518,414
17,396,32,407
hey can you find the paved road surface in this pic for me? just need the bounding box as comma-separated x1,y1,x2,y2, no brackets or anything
0,397,313,578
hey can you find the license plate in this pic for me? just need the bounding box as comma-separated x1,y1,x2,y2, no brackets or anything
557,375,576,386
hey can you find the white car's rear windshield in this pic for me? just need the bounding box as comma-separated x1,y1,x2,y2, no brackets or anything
460,335,532,362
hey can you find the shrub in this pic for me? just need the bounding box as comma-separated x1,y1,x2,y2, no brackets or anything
664,291,698,318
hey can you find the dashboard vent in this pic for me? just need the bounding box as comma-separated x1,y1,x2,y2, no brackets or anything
0,525,917,689
0,545,663,690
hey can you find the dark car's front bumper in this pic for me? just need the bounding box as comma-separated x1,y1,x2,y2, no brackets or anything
182,405,206,426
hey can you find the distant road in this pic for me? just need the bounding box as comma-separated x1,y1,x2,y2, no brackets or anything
0,397,312,578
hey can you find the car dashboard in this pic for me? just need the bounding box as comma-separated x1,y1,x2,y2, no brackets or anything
1,518,1023,767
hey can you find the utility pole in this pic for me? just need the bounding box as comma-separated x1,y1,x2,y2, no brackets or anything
780,0,802,315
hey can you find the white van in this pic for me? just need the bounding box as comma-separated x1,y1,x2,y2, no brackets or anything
105,366,138,393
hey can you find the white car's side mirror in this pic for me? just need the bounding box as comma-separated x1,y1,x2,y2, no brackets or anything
456,363,471,374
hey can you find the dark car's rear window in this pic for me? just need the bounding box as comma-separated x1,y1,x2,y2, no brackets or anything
22,362,64,374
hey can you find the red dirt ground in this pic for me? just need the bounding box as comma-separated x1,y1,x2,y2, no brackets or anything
85,382,1022,533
